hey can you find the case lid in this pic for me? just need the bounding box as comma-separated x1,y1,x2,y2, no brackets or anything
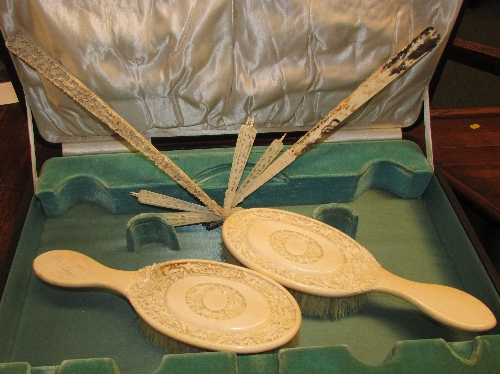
0,0,462,144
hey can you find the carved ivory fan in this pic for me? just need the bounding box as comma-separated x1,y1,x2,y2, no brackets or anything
33,250,301,353
221,208,497,332
6,28,440,226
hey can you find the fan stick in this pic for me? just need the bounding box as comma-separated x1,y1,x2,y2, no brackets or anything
131,190,211,214
6,30,228,220
159,212,221,227
235,27,441,204
232,134,285,208
223,117,256,209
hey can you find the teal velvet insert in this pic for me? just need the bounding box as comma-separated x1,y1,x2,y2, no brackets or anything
35,140,433,217
2,336,500,373
313,203,359,238
1,139,499,373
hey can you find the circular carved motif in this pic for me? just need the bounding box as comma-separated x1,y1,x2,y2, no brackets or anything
269,230,323,264
128,260,301,353
222,208,380,294
185,283,246,320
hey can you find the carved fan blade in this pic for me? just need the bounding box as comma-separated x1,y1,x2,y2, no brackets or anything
234,27,441,204
224,117,257,209
6,30,228,220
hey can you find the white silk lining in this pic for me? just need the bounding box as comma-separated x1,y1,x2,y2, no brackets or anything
0,0,462,143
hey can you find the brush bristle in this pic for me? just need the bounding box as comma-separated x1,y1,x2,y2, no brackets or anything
221,245,365,319
288,289,365,319
138,318,206,354
138,314,299,354
220,244,244,266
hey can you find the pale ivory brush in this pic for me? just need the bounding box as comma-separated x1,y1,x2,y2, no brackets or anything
222,208,497,332
234,27,441,205
5,30,227,220
33,250,301,353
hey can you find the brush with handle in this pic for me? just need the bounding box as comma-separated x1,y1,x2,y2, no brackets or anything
222,208,497,332
33,249,301,353
232,27,441,206
5,30,228,220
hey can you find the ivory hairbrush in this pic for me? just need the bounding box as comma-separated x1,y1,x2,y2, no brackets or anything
33,250,301,353
222,208,497,332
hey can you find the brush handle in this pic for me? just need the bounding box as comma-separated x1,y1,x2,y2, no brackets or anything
374,267,497,332
33,250,134,296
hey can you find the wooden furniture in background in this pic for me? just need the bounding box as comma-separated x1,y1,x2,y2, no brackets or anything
406,107,500,277
449,38,500,76
0,103,31,295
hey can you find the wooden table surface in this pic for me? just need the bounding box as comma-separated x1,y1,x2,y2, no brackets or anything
1,103,500,296
405,107,500,286
407,107,500,224
0,103,31,294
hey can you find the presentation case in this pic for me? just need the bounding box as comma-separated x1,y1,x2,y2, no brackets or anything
1,1,499,373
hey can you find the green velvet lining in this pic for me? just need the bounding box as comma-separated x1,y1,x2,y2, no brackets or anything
1,140,499,373
35,140,433,217
1,337,500,373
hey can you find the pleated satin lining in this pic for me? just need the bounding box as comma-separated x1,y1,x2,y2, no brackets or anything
0,0,461,143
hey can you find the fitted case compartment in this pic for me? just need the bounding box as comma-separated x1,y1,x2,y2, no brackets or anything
1,0,499,372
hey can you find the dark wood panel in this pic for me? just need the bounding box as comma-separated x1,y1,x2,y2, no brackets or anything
431,107,500,118
0,103,31,294
444,165,500,181
428,111,500,148
445,166,500,205
407,107,500,228
433,130,500,149
433,146,500,167
449,38,500,76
